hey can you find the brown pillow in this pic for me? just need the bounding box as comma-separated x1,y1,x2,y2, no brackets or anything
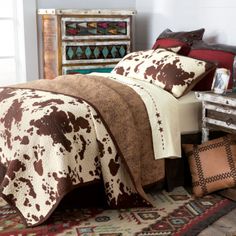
183,135,236,197
158,28,205,45
112,48,216,98
152,28,205,55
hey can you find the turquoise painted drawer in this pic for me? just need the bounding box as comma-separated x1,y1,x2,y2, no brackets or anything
62,41,130,65
62,65,115,75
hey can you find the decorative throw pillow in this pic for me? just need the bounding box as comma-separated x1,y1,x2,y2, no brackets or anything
190,40,236,91
183,135,236,197
112,48,216,98
152,28,205,55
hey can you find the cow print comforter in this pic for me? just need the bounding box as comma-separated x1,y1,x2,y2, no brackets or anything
0,74,165,226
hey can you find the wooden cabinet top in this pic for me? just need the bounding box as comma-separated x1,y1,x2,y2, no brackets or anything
38,9,136,16
196,91,236,139
196,91,236,107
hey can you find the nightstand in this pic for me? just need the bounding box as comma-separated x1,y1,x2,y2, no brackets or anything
196,91,236,142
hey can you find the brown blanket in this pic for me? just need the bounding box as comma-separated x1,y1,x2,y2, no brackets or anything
12,74,165,187
0,74,164,226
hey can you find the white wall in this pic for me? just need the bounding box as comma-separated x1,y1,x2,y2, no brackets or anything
136,0,236,50
37,0,135,9
19,0,39,82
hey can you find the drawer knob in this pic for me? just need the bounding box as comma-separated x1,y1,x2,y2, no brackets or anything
226,118,233,126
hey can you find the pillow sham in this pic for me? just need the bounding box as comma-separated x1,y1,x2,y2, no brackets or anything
112,49,156,77
152,28,205,55
112,48,216,98
190,40,236,91
183,135,236,197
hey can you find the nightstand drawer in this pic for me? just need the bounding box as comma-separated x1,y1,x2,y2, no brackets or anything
61,17,130,40
196,91,236,141
204,101,236,130
203,98,236,131
206,110,236,130
62,41,130,64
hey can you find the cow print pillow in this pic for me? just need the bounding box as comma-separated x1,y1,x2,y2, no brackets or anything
112,49,216,98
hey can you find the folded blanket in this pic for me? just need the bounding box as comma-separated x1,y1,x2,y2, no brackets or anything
0,74,164,226
91,73,181,159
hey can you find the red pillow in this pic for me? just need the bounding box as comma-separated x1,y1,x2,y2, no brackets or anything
152,28,205,55
190,41,236,91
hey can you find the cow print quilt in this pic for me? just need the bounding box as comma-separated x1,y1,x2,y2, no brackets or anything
0,74,167,226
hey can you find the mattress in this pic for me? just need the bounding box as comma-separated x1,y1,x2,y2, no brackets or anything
177,91,202,134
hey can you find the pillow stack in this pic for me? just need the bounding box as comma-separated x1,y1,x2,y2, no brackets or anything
112,28,236,94
152,28,236,91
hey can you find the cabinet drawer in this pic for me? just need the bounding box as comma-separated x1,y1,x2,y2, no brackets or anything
62,41,130,64
62,64,115,75
205,103,236,131
61,17,130,40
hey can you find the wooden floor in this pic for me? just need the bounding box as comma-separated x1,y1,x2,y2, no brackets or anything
198,208,236,236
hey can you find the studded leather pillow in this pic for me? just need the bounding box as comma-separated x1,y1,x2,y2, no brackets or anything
183,135,236,197
152,28,205,55
112,48,216,98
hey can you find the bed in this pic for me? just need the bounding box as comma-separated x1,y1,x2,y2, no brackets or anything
177,91,202,134
0,71,178,226
1,28,236,227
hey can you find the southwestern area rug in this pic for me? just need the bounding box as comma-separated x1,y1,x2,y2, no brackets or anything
0,187,236,236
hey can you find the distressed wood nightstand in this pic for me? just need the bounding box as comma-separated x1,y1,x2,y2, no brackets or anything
196,91,236,142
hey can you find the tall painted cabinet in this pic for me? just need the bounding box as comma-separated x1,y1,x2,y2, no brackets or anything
38,9,136,80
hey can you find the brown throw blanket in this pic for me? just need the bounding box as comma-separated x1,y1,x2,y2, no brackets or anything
0,74,164,226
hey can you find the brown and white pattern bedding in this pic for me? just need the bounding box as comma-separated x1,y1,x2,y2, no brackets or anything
91,72,181,159
112,49,216,98
0,74,167,226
